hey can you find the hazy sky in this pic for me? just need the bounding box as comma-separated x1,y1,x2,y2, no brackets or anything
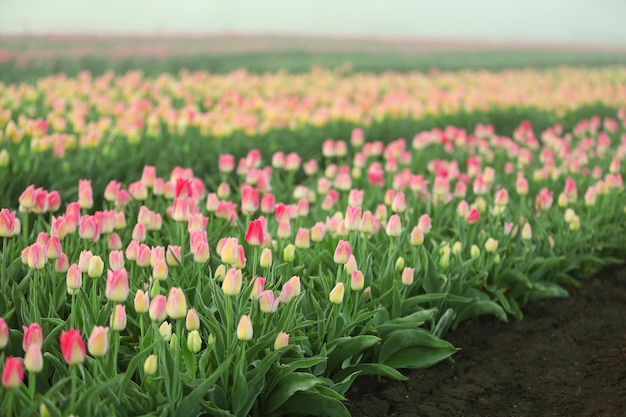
2,0,626,45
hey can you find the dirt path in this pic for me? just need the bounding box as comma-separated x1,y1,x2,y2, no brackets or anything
347,265,626,417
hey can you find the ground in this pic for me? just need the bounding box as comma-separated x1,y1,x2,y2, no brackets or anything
347,264,626,417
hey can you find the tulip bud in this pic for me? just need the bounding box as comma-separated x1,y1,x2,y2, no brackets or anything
333,240,352,264
105,269,130,302
166,287,187,319
88,326,109,357
344,254,357,275
484,238,499,253
329,282,345,304
187,330,202,353
470,244,480,259
22,323,43,351
186,309,200,331
259,290,278,313
149,295,167,322
66,263,82,294
59,329,86,365
134,290,149,314
259,248,273,268
401,267,414,286
87,255,104,278
166,245,182,266
110,304,127,331
410,226,424,246
144,354,158,375
152,259,168,281
0,318,8,349
236,315,253,341
55,253,69,273
351,270,364,291
250,277,266,300
220,237,239,265
2,357,23,389
283,244,296,262
274,332,289,350
214,264,226,281
159,321,172,342
395,256,405,271
222,268,243,296
385,214,402,237
294,228,310,249
24,344,43,373
452,241,462,255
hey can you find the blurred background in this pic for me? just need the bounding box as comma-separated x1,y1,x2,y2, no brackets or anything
2,0,626,45
1,0,626,82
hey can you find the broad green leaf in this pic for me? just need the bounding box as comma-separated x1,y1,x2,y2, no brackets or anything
264,372,323,414
326,335,381,373
375,308,437,338
432,308,456,338
333,363,407,383
452,300,508,329
523,281,569,303
328,370,361,396
267,391,351,417
379,328,456,366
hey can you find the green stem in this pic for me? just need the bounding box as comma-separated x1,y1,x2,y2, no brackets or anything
70,365,77,413
327,304,338,343
6,390,14,417
32,269,39,323
1,237,8,296
22,211,29,241
112,330,120,376
225,297,232,353
139,315,145,348
91,277,98,319
252,246,259,278
178,222,185,251
70,292,76,328
29,371,36,400
93,359,99,381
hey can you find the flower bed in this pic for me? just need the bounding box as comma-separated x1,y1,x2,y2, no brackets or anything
1,104,625,415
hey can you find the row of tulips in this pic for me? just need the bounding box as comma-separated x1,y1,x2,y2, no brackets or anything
1,67,626,150
1,112,625,416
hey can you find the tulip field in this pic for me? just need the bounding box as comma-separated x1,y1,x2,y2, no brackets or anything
0,64,625,417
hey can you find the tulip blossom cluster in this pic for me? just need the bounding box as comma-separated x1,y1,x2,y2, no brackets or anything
0,110,625,416
1,67,626,158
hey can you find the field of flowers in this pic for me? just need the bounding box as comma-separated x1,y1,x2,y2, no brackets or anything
0,67,625,416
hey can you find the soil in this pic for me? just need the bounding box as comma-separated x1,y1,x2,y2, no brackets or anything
346,265,626,417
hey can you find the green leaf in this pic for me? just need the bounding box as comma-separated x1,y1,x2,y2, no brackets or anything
176,353,233,417
333,363,407,383
75,375,124,415
452,300,508,329
264,372,324,414
326,335,381,374
432,308,456,338
523,281,569,303
402,293,472,310
200,400,235,417
422,252,445,293
328,371,361,396
375,308,437,338
267,391,351,417
379,328,457,369
232,349,250,417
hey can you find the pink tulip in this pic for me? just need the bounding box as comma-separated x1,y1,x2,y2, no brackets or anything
60,329,86,365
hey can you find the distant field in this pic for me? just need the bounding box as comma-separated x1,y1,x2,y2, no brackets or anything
1,34,626,82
